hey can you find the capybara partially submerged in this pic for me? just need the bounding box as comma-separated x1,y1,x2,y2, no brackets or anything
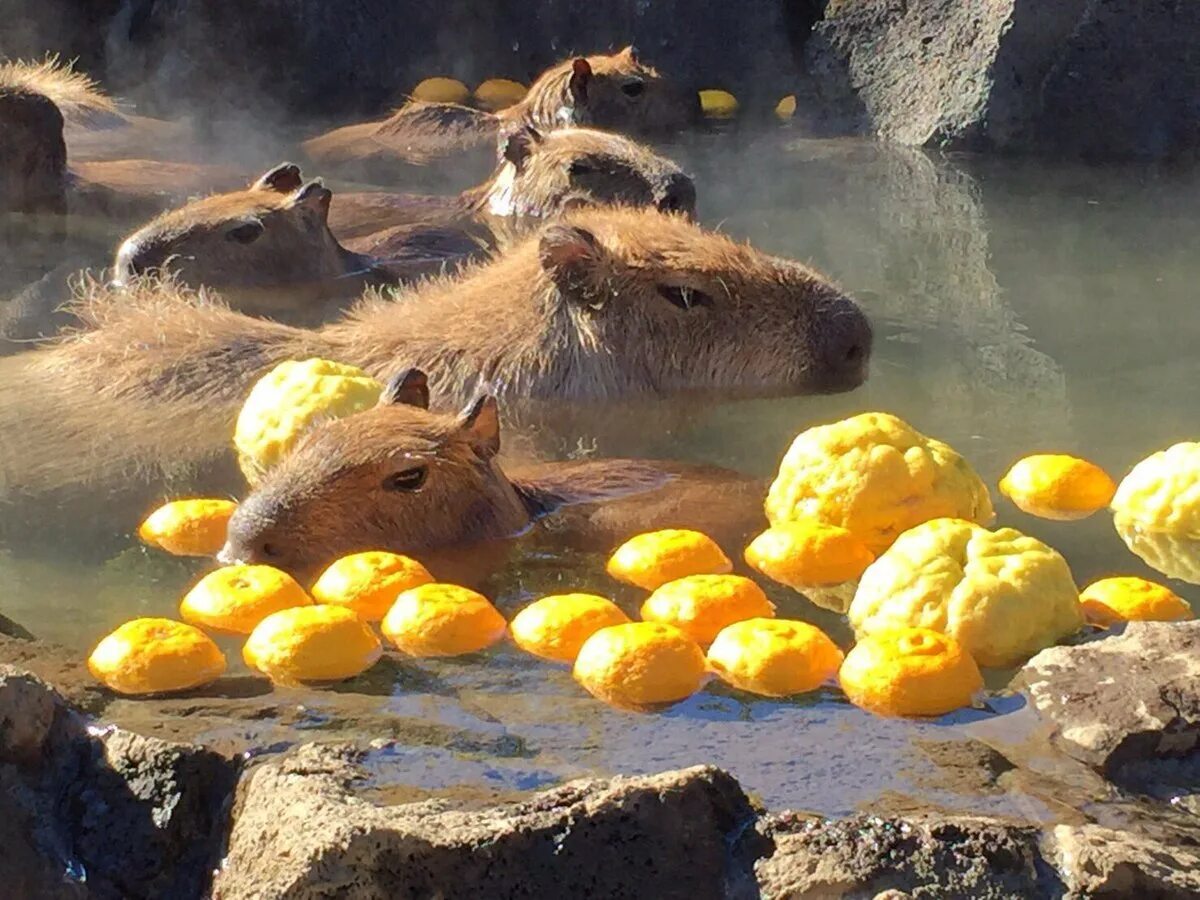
222,370,765,578
0,206,870,499
304,46,700,180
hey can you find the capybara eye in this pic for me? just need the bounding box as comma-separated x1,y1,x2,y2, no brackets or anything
382,467,427,492
657,285,713,311
260,542,280,558
621,79,645,98
227,222,264,245
568,160,598,177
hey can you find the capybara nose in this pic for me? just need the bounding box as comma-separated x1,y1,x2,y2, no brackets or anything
816,298,873,393
657,174,697,217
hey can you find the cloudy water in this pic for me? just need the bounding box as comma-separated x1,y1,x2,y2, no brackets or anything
2,131,1198,816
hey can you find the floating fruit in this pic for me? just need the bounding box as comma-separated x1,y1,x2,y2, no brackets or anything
641,574,775,645
88,618,225,695
775,94,797,121
839,627,982,717
137,498,237,557
180,564,312,635
474,78,527,111
573,622,707,710
381,583,506,657
1114,518,1200,585
766,412,993,555
998,454,1116,520
606,529,732,591
1079,576,1194,627
234,358,383,486
848,518,1083,668
411,76,470,104
510,593,630,663
706,618,843,697
1111,442,1200,536
310,551,434,622
699,89,738,119
745,521,874,589
243,605,382,683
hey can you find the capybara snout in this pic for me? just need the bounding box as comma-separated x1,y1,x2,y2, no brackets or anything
812,294,873,393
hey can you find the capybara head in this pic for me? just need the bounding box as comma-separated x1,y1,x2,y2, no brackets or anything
471,125,696,218
111,163,372,314
220,370,531,575
518,46,700,136
0,87,67,214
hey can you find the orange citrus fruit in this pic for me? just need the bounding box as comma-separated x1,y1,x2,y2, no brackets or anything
641,574,775,645
999,454,1116,520
510,593,630,663
411,76,470,104
310,551,434,621
381,583,506,657
573,622,707,710
775,95,797,121
699,89,738,119
137,498,236,556
88,618,226,695
744,521,874,589
474,78,527,111
180,564,312,635
607,529,732,591
1079,576,1194,627
707,618,844,697
243,604,382,683
839,627,983,718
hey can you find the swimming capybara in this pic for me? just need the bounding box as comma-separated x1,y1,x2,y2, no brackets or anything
221,370,766,578
303,46,700,181
0,206,870,500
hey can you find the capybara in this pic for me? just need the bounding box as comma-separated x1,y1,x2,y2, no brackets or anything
221,369,766,579
303,46,700,181
0,206,871,501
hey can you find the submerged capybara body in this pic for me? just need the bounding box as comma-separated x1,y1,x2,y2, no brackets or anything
222,373,766,578
0,205,871,501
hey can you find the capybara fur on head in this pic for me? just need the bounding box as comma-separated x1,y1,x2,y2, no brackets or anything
112,163,391,319
221,371,764,578
0,80,67,214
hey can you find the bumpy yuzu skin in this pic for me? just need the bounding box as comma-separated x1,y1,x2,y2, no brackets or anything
180,564,312,634
641,574,775,645
607,529,732,590
243,605,382,683
234,359,383,486
1079,576,1194,627
699,89,738,119
573,622,707,709
381,583,506,657
744,521,874,589
411,76,471,104
310,551,434,621
998,454,1116,520
510,593,630,663
706,618,843,697
766,412,994,555
848,518,1083,668
839,627,982,717
138,498,237,556
1111,442,1200,536
1114,518,1200,584
474,78,527,111
88,618,226,695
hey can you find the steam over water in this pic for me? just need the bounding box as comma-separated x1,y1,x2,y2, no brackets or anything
2,128,1198,816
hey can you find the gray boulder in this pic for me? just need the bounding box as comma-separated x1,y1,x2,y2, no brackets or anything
1044,823,1200,898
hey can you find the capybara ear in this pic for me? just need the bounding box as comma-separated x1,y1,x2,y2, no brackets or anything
253,163,303,193
457,395,500,460
619,45,639,65
569,58,592,105
538,223,600,294
380,368,430,409
501,124,543,171
290,179,332,219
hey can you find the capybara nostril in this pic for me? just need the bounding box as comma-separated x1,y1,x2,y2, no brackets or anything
816,299,873,392
657,173,696,216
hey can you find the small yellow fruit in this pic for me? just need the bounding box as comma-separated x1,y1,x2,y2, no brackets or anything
411,76,470,105
775,95,797,121
573,622,707,710
606,529,732,591
88,618,226,695
381,583,506,657
137,498,237,556
1114,517,1200,585
180,564,312,635
706,618,843,697
745,521,875,589
243,605,382,683
1079,576,1194,627
310,551,434,622
998,454,1116,520
641,574,775,645
839,627,982,718
510,593,630,663
699,89,738,119
474,78,527,111
234,359,383,486
1111,442,1200,537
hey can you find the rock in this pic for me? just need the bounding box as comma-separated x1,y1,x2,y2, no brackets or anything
0,666,59,764
1044,824,1200,898
1019,621,1200,789
213,744,758,899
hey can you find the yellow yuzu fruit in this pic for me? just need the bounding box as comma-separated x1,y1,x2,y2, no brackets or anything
243,604,382,683
310,551,434,621
699,89,738,118
1079,576,1194,627
998,454,1116,520
474,78,527,110
573,622,707,710
381,583,506,657
1114,517,1200,584
706,618,843,697
411,76,470,104
606,529,732,591
180,564,312,635
88,618,225,695
1110,442,1200,536
744,521,874,589
137,498,236,556
510,593,630,663
641,574,775,645
775,95,797,120
839,627,982,717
